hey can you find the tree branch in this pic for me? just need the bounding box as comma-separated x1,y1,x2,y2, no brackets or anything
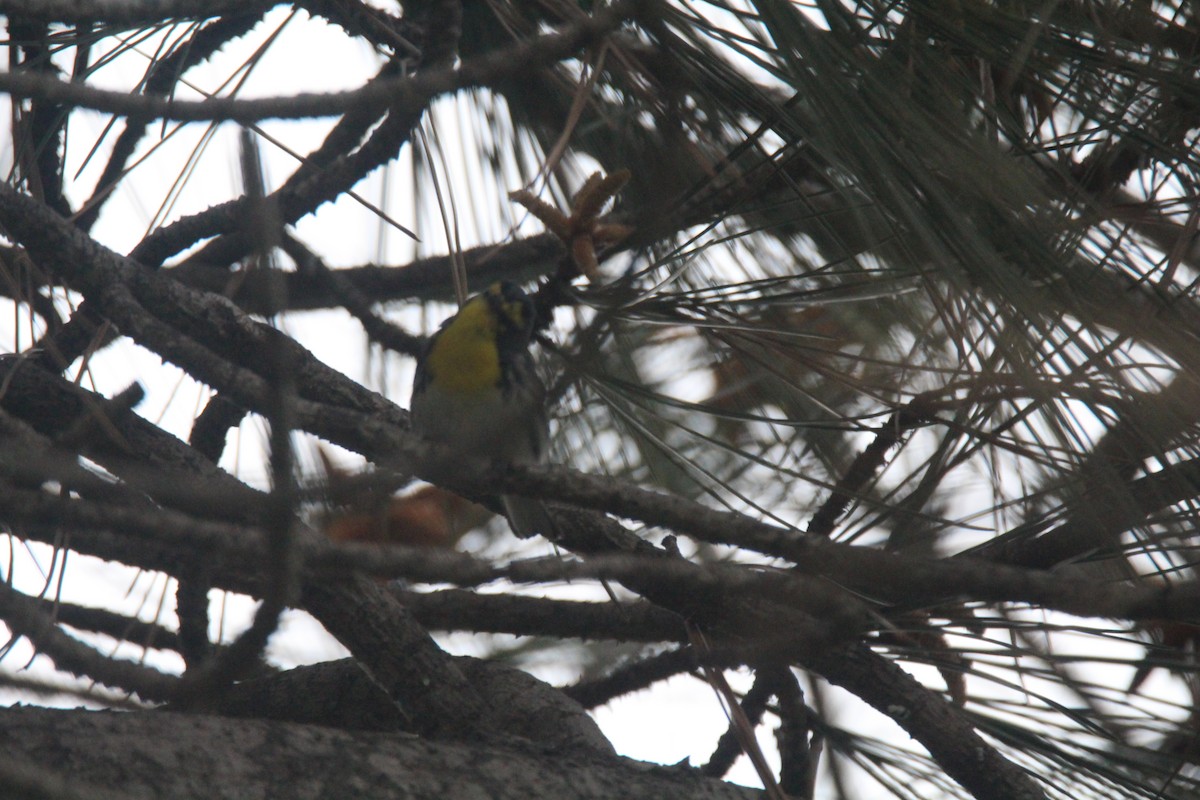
0,706,764,800
0,0,280,24
0,3,637,122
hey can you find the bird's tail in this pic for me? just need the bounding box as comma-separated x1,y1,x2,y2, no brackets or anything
502,494,560,542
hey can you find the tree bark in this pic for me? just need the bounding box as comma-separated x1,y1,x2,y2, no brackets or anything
0,705,765,800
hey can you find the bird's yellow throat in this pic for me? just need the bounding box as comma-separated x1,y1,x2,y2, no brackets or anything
424,297,502,394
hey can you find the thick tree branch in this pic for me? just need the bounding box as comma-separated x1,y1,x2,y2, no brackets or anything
300,576,496,741
1,706,763,800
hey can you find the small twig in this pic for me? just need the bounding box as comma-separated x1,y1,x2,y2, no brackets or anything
188,393,246,464
564,646,700,709
281,233,423,356
53,381,145,453
700,667,783,779
774,669,820,799
806,392,939,538
0,669,148,710
178,392,247,666
691,626,786,800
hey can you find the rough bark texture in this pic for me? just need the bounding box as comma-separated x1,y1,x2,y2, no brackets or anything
0,706,763,800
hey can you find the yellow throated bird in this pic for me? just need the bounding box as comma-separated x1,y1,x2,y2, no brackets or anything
409,282,555,539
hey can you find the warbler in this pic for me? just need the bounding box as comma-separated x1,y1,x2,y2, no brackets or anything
409,282,555,539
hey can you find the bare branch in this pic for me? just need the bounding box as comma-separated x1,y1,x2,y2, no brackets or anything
0,582,178,701
0,0,280,24
0,3,637,123
1,706,766,799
